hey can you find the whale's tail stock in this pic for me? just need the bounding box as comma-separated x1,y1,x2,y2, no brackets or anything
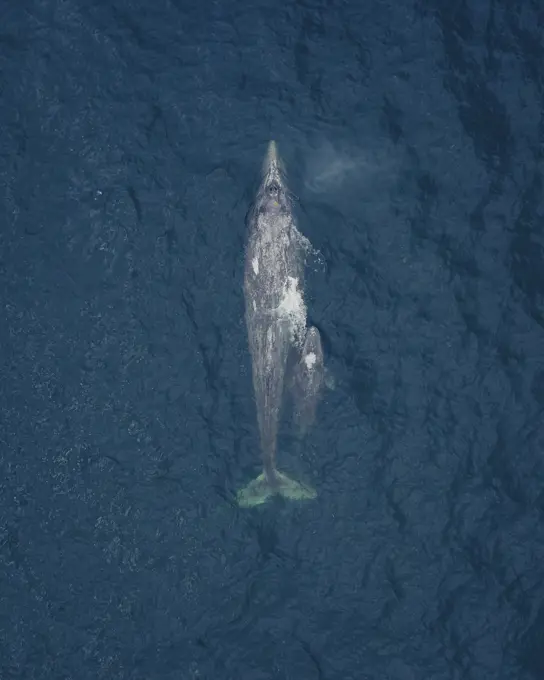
237,468,316,507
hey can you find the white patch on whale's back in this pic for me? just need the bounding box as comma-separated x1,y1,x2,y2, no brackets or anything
278,276,302,314
252,256,259,275
304,351,317,369
276,276,307,347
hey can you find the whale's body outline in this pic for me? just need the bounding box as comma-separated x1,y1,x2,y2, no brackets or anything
237,142,322,508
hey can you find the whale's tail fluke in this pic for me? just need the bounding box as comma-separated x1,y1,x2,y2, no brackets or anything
237,469,316,507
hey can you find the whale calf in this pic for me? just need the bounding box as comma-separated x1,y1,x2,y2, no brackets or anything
292,326,324,437
237,141,320,508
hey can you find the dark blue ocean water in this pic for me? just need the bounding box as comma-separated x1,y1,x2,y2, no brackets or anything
1,1,544,678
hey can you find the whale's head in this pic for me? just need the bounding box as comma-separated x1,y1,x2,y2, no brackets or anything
255,141,290,218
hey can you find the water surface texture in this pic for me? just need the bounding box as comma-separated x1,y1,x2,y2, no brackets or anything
1,1,544,679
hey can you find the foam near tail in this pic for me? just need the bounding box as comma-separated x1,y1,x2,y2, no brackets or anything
237,470,317,507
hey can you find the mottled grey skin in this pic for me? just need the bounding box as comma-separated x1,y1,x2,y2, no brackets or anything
293,326,324,436
244,142,306,487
